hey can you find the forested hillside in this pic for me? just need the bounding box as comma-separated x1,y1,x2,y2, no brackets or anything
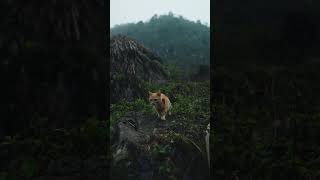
111,12,210,72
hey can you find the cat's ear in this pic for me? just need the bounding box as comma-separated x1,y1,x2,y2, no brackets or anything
157,90,161,96
148,91,152,95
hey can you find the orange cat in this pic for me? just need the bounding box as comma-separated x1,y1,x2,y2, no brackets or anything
148,90,172,120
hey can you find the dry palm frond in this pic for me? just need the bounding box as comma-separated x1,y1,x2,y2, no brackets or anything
110,35,168,82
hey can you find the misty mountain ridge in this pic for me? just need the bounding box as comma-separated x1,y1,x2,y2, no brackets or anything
111,12,210,72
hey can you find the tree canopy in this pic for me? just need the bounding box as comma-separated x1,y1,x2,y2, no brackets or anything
111,13,210,72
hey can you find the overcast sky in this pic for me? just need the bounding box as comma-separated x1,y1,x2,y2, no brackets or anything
110,0,210,28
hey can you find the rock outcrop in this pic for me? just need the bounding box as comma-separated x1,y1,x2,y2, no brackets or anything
110,112,210,180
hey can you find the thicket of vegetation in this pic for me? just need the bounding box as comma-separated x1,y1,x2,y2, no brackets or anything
213,1,320,178
213,63,320,179
0,118,108,180
0,1,107,179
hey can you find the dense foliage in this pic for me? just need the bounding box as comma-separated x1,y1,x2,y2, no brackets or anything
213,1,320,179
0,1,107,179
111,12,210,72
0,118,108,180
213,60,320,180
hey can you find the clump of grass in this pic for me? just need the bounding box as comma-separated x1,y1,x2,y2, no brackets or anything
150,141,177,179
110,98,153,126
172,94,209,120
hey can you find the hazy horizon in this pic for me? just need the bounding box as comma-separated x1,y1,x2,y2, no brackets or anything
110,0,210,28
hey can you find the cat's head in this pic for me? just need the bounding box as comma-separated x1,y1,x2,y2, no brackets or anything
148,90,161,105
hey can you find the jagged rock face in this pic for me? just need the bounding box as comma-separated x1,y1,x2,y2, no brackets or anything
110,35,169,103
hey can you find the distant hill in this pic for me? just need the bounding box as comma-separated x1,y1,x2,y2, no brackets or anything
111,12,210,72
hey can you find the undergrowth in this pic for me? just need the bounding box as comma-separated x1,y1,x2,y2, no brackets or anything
110,81,210,128
0,118,108,180
110,80,210,179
